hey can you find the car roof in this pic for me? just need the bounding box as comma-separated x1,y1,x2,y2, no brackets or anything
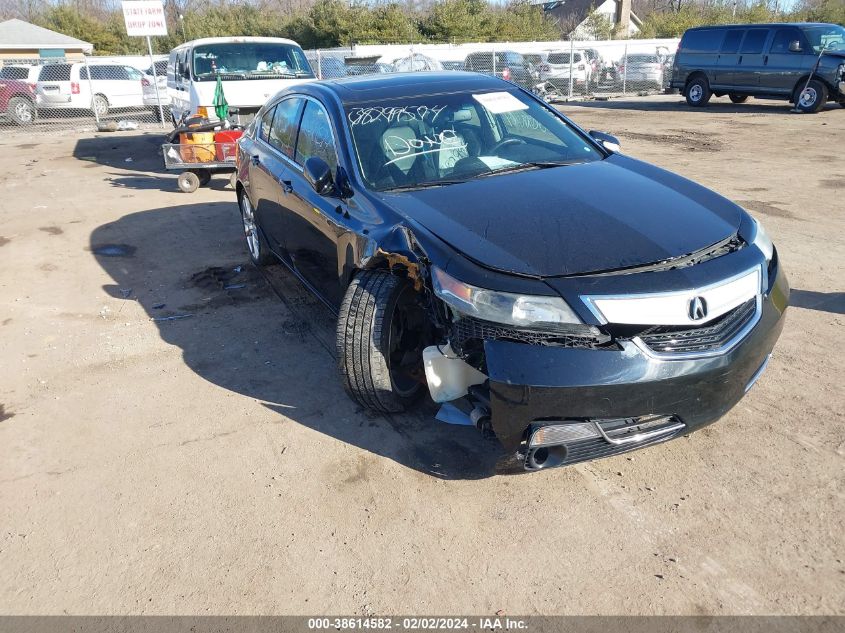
310,71,515,104
685,22,836,30
171,36,302,50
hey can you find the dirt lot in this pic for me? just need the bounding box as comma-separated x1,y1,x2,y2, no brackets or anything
0,94,843,616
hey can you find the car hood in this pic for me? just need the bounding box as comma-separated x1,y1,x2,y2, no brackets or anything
376,154,744,277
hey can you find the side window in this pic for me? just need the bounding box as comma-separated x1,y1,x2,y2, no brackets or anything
770,28,805,54
295,101,338,171
126,67,142,80
721,30,745,53
741,29,769,54
268,97,303,158
683,29,722,52
259,106,276,144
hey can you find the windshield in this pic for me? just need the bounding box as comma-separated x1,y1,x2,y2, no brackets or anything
802,25,845,53
345,90,604,192
192,42,314,81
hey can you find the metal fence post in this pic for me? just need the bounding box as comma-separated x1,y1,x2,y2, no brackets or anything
146,34,166,129
316,49,322,80
568,37,575,99
82,55,100,127
622,42,628,95
492,42,496,78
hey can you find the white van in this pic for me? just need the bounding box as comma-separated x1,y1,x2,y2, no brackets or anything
167,37,315,126
35,62,145,115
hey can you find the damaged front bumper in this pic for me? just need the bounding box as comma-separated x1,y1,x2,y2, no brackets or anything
478,262,789,467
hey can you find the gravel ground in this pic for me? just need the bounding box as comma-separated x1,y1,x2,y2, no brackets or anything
0,94,842,615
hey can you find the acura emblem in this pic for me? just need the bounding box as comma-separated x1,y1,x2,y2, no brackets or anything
688,296,708,321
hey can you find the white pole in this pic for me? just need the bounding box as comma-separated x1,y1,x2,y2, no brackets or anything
569,37,575,99
622,42,628,95
83,55,100,126
316,49,322,79
147,35,165,128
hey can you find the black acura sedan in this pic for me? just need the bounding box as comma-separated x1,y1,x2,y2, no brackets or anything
234,72,788,471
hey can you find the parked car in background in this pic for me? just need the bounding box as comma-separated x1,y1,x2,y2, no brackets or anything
346,62,392,76
315,56,347,79
580,48,602,81
0,64,40,84
35,62,145,116
235,71,787,472
464,50,533,89
538,50,591,90
0,77,37,125
142,59,170,117
671,22,845,113
392,53,443,73
618,53,665,89
662,54,675,92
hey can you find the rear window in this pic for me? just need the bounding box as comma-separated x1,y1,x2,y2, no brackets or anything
547,53,578,64
682,29,723,53
498,52,524,65
721,30,745,53
741,29,769,54
0,67,29,80
38,64,71,82
626,54,659,63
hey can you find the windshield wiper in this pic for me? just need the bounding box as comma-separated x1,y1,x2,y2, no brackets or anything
382,179,468,192
477,160,581,178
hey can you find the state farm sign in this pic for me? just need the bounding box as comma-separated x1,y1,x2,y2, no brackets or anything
122,0,168,37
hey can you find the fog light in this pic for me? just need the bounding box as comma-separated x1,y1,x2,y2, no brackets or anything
529,422,600,447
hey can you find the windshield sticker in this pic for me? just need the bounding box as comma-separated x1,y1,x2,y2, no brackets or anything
472,92,529,114
348,105,447,127
383,129,467,167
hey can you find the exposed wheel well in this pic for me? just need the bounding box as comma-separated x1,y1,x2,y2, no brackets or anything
684,71,708,88
791,75,833,102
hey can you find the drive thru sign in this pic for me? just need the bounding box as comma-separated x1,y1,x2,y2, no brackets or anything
122,0,168,37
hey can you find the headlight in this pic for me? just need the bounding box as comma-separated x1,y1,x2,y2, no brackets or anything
750,217,774,262
432,267,584,329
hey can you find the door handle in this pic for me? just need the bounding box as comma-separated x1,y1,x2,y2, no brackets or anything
738,55,743,64
763,55,768,65
282,180,293,194
250,155,260,166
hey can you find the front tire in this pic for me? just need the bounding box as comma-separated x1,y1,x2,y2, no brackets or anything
8,97,35,125
685,76,711,107
337,270,427,413
794,79,828,113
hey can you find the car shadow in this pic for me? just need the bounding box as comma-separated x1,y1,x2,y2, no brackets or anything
74,133,236,194
90,201,509,480
790,289,845,315
561,97,844,115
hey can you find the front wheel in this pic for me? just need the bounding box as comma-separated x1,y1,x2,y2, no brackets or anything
794,79,828,114
337,270,427,413
685,76,712,107
8,97,35,125
729,94,748,104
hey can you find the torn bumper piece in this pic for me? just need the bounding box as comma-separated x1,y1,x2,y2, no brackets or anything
483,265,789,458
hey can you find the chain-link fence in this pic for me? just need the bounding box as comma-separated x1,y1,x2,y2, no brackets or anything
0,56,169,133
0,39,677,134
305,39,678,102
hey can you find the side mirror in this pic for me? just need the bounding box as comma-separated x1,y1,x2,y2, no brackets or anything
303,156,334,195
589,130,621,153
789,40,803,53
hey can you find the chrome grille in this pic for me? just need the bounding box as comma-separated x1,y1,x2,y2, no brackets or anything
637,298,757,354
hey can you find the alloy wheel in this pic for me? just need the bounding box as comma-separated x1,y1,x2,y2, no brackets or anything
689,84,702,103
799,87,817,109
14,101,33,123
240,194,260,261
